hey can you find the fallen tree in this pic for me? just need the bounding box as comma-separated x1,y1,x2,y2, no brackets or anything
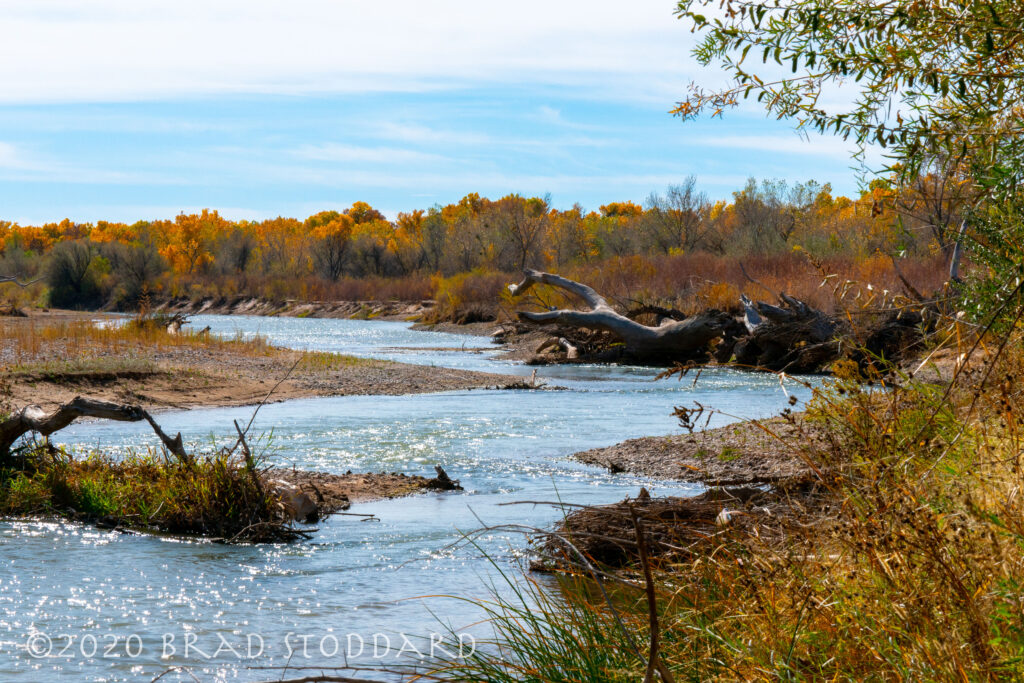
508,269,933,374
508,269,732,362
0,396,187,459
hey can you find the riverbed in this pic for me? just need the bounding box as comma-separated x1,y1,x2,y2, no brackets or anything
0,315,816,681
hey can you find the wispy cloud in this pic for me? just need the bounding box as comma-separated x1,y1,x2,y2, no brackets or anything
698,134,851,158
0,0,700,105
370,121,612,150
0,140,183,185
372,123,495,147
0,141,32,169
292,143,448,165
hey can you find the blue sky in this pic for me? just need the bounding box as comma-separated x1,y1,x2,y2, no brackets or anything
0,1,871,224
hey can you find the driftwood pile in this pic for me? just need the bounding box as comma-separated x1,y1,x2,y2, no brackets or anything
508,268,932,374
535,483,819,570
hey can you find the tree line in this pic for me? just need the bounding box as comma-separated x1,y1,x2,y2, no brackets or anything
0,172,968,310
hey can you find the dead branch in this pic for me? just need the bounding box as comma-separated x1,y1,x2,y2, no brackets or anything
732,294,846,373
630,505,678,683
0,396,187,459
0,274,42,289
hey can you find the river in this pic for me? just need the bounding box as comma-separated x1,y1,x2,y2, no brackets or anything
0,315,816,681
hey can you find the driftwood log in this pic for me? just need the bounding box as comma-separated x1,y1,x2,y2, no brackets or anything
0,396,188,459
508,269,730,361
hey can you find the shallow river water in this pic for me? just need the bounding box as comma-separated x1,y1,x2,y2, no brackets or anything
0,316,816,681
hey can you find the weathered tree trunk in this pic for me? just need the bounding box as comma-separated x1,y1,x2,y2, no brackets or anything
732,294,845,373
0,396,188,459
508,269,729,361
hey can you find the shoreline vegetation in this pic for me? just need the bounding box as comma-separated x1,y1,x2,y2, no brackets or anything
429,337,1024,680
0,439,462,543
0,307,486,542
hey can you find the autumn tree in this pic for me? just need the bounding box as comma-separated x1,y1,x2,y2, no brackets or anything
305,210,354,281
642,178,712,253
592,203,643,257
892,158,977,256
158,210,227,275
256,216,306,279
346,201,386,225
547,204,591,268
419,210,449,273
441,194,488,274
392,210,427,274
0,233,39,284
488,194,550,271
215,225,258,275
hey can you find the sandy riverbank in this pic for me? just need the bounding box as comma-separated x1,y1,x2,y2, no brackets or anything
1,309,526,411
156,295,434,321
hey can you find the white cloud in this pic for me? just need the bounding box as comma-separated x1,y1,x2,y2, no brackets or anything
705,134,852,158
370,122,613,149
0,0,701,104
292,143,447,165
372,123,496,147
0,142,28,169
0,140,183,185
681,132,883,167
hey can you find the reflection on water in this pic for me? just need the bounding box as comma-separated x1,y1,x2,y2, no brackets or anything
0,315,817,681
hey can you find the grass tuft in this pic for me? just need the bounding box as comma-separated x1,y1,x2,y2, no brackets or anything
0,444,306,543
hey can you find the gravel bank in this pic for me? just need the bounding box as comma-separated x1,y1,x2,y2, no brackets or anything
573,415,823,486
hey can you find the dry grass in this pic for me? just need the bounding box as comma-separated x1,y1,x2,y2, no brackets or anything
567,251,951,316
428,323,1024,681
0,316,275,370
294,350,386,371
0,444,306,542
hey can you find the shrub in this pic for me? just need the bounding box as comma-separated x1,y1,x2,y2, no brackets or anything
44,240,106,309
428,269,508,323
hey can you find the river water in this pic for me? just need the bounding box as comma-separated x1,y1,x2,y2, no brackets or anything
0,316,816,681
